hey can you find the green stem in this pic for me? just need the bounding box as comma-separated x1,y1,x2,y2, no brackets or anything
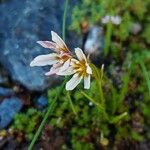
91,64,105,105
28,81,66,150
28,98,57,150
117,64,132,109
81,91,108,120
67,91,77,115
98,80,105,106
139,61,150,94
110,112,128,124
62,0,68,41
104,22,113,56
81,91,104,111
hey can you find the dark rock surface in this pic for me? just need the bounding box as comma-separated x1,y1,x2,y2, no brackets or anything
0,97,23,129
0,66,9,86
34,95,48,110
0,87,14,97
0,0,81,91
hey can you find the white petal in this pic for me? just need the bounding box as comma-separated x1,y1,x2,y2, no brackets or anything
70,58,79,66
75,48,86,61
57,67,74,76
66,74,83,90
84,75,91,89
86,64,92,74
56,59,73,75
58,59,70,72
30,53,59,67
101,64,104,71
51,31,68,51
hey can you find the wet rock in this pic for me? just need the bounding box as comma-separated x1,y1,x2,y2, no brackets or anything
0,87,14,97
0,0,81,91
35,95,48,110
0,97,23,129
84,25,104,61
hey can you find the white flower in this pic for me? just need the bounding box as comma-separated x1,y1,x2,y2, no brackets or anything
37,31,69,53
30,31,71,75
101,15,111,24
58,48,92,90
110,16,121,25
101,15,121,25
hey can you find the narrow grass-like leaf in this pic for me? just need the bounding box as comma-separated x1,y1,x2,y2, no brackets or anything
109,112,128,124
81,91,104,111
139,61,150,94
67,91,77,115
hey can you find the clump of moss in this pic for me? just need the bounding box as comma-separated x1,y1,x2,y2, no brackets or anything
12,108,43,140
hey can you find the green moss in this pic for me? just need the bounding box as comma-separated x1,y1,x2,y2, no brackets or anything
12,108,43,140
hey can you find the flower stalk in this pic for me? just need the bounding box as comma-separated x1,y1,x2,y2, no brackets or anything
28,96,57,150
67,91,77,115
62,0,68,41
104,22,113,56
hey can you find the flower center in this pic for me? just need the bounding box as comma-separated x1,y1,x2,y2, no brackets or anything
73,60,87,77
61,53,71,61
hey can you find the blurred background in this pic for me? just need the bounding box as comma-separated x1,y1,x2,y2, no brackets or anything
0,0,150,149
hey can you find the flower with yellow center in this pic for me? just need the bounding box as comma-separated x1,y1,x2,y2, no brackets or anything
30,31,71,75
58,48,92,90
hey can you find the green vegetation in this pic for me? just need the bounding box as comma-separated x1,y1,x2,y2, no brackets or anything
47,53,150,149
12,108,43,140
71,0,150,55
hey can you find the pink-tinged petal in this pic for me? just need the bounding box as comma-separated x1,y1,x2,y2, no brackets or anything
30,53,59,67
86,64,92,74
45,69,56,76
51,31,68,51
37,41,58,52
75,48,86,61
84,75,91,89
45,63,62,76
66,74,83,90
45,68,59,76
57,67,74,76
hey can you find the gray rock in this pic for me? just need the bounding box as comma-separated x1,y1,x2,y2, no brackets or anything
0,0,81,91
84,26,104,58
0,97,23,129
